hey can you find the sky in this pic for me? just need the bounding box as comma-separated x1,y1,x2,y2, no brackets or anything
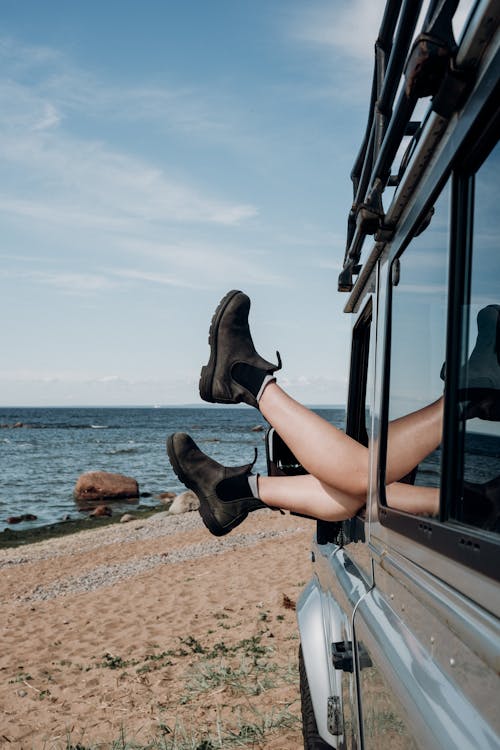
0,1,473,407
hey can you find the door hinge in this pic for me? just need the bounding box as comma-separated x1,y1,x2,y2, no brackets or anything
332,640,372,672
327,695,344,736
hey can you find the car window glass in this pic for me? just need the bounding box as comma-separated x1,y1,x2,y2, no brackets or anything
455,142,500,533
388,184,450,492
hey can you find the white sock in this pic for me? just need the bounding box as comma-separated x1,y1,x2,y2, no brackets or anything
248,473,260,499
256,375,276,403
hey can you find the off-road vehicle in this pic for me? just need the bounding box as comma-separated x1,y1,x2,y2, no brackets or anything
267,1,500,747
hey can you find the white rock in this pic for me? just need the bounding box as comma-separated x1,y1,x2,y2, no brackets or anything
120,513,135,523
169,490,200,515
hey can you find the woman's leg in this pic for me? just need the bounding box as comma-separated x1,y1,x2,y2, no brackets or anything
198,290,444,497
166,427,440,537
386,399,443,484
385,482,439,516
259,383,443,496
167,290,445,536
258,473,365,521
258,474,439,520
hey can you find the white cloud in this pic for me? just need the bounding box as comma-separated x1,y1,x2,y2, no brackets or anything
0,130,257,228
111,236,290,288
0,35,259,150
0,36,62,74
110,256,288,290
292,0,386,66
32,271,120,294
295,0,476,68
32,102,61,131
0,40,259,234
0,268,121,295
0,240,289,294
112,268,203,290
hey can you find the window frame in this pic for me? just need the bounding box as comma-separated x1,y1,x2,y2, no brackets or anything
317,298,373,546
378,112,500,582
346,297,373,448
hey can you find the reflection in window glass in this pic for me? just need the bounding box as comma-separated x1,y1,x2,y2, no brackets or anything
389,184,449,491
457,143,500,534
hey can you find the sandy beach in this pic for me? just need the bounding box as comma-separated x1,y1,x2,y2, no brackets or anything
0,509,315,749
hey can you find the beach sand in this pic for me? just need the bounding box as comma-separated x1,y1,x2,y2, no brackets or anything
0,509,314,749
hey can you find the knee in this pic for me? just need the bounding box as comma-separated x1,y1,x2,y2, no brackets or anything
320,487,366,522
345,472,369,500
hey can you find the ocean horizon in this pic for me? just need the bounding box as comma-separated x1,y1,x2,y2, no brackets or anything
0,406,346,532
2,405,496,536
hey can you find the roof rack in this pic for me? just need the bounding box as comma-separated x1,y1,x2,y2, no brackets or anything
339,0,464,294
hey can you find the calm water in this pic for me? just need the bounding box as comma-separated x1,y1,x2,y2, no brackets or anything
0,406,345,530
2,407,497,532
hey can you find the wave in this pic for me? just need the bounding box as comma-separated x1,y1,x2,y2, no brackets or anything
106,447,139,455
2,423,116,430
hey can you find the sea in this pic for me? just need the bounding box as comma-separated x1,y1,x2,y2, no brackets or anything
0,406,346,531
1,406,497,533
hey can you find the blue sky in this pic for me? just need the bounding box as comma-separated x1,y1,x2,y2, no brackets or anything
0,1,471,407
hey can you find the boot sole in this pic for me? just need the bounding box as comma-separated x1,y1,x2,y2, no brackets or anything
166,435,227,536
199,289,242,404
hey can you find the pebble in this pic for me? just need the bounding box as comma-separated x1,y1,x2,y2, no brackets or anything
0,511,305,603
22,526,302,602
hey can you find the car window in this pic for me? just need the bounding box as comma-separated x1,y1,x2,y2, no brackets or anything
388,183,450,491
452,142,500,534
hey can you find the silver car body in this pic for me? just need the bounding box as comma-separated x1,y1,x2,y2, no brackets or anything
297,2,500,747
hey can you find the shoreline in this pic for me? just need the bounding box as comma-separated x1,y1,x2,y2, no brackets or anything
0,503,167,550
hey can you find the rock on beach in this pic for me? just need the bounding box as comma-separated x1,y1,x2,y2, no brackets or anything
74,471,139,503
169,490,200,515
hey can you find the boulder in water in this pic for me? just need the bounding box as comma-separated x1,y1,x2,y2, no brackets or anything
89,504,112,518
74,471,139,503
157,491,176,500
5,513,38,525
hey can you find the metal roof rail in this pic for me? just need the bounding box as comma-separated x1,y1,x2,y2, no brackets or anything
339,0,461,293
343,0,500,313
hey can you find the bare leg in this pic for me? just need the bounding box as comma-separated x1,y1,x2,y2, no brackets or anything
259,383,443,496
258,473,365,521
386,401,443,485
386,483,439,516
258,474,439,521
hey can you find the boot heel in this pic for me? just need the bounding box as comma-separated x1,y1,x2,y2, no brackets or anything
199,365,215,402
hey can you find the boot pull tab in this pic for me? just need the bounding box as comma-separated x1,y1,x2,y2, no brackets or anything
275,351,282,372
250,447,258,469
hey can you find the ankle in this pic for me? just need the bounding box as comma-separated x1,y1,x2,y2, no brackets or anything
248,473,260,499
256,374,276,403
257,379,280,413
217,471,261,503
232,363,277,403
